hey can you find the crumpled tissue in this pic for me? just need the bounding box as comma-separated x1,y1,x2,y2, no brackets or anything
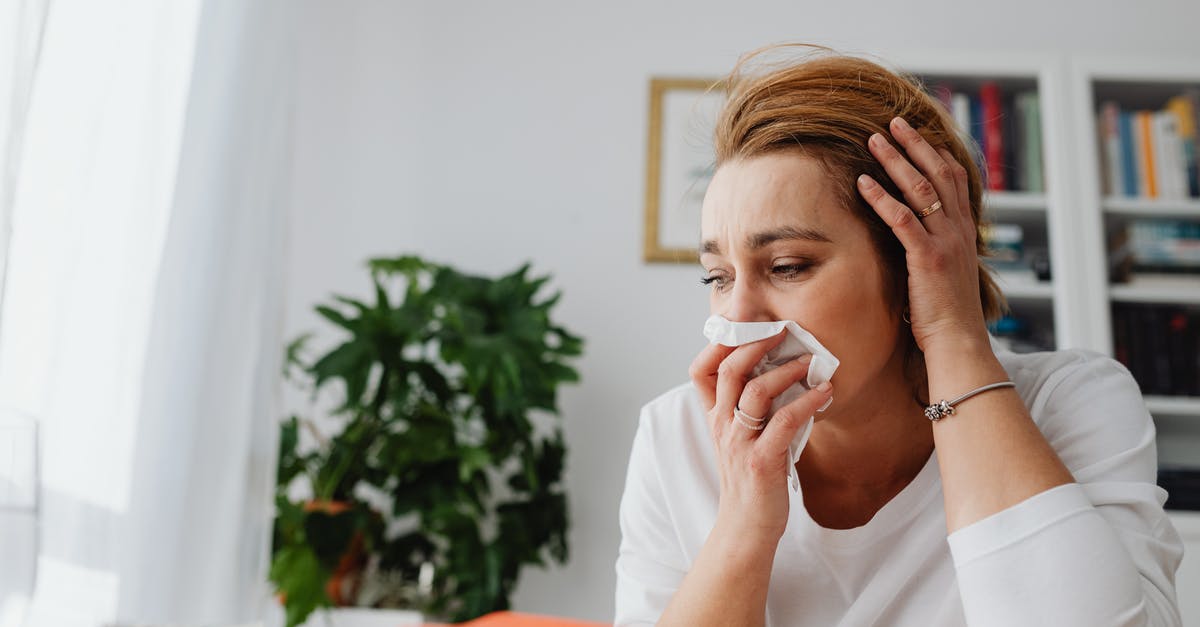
702,314,841,492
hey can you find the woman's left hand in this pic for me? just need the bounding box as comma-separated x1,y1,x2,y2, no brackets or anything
855,116,991,355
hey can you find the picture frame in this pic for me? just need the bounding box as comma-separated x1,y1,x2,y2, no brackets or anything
643,77,727,263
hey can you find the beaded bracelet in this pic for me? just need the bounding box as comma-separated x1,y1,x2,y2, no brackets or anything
924,381,1016,421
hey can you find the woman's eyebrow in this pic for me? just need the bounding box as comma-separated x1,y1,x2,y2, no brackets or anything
699,225,832,255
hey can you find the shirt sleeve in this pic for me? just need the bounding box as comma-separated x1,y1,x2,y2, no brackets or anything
947,353,1185,627
614,407,688,626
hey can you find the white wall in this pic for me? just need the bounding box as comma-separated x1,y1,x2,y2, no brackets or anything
285,1,1200,620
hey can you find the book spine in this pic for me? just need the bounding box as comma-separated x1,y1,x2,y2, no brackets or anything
1132,305,1152,393
1100,101,1123,196
1120,111,1138,197
981,82,1006,191
1014,93,1029,192
1166,308,1190,396
1025,92,1044,192
1138,110,1158,198
971,94,986,174
1191,310,1200,396
1167,94,1199,198
1112,304,1131,369
1156,110,1186,200
951,92,971,137
1187,89,1200,198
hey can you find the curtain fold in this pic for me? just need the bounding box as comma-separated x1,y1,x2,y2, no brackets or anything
0,0,294,625
0,0,49,307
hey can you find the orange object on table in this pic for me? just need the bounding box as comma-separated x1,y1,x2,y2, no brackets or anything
426,611,609,626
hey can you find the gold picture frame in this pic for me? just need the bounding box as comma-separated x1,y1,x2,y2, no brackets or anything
643,77,727,263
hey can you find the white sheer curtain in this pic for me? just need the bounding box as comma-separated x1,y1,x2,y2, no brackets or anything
0,0,294,625
0,0,49,311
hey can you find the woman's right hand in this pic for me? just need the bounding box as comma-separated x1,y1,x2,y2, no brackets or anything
689,330,833,546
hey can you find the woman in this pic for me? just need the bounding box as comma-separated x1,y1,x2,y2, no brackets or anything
615,45,1184,626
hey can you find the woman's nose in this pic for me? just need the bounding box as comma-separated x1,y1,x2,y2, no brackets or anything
721,279,773,323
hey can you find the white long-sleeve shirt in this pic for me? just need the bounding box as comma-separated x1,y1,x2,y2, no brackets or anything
615,347,1184,626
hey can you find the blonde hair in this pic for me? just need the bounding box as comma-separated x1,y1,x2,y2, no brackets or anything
712,43,1006,403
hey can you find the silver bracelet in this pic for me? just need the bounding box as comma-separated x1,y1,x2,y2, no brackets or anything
924,381,1016,421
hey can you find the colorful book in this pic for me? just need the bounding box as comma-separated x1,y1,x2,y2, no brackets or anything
1166,93,1199,198
1135,110,1156,198
1100,101,1123,196
1157,110,1188,199
970,95,986,175
1021,91,1044,192
1119,111,1138,197
980,82,1006,191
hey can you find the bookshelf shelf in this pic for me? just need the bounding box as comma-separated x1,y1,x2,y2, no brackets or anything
1109,274,1200,305
992,270,1055,300
1103,196,1200,217
985,191,1047,213
1145,396,1200,417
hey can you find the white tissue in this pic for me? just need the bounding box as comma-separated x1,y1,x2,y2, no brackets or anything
702,314,841,492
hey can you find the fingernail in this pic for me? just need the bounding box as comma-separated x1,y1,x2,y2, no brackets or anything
868,132,883,147
796,354,813,364
893,116,912,132
857,174,875,188
817,381,832,393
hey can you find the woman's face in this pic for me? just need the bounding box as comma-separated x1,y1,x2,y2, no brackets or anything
699,151,906,412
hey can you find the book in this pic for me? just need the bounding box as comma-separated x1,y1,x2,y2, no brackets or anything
1166,308,1192,395
1119,110,1138,197
1126,219,1200,272
1159,466,1200,511
1100,101,1123,196
1153,110,1187,200
1166,93,1199,198
1003,92,1018,191
1017,91,1044,192
980,82,1006,191
970,94,986,175
1134,110,1155,198
951,92,971,139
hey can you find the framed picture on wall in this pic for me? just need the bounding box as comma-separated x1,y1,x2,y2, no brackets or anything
643,77,726,263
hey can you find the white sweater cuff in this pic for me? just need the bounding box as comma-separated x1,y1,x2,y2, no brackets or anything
946,482,1092,567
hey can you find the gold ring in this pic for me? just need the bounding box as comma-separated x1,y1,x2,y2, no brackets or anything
917,200,943,218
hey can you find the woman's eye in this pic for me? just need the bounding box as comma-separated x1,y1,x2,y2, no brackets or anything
772,263,811,278
699,274,730,291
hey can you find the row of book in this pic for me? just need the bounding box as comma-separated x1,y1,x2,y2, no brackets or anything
1112,303,1200,397
1159,466,1200,511
1108,219,1200,281
987,311,1055,354
1098,92,1200,200
983,223,1053,281
927,82,1044,193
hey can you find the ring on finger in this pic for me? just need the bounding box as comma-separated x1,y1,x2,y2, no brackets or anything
733,406,767,431
916,200,942,218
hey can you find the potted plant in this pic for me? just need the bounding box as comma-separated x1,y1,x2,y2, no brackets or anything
271,255,583,627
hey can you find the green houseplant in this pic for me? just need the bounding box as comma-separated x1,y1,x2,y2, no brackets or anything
271,255,583,626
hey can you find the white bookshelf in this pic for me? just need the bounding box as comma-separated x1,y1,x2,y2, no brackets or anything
892,51,1075,353
1069,55,1200,419
880,53,1200,418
